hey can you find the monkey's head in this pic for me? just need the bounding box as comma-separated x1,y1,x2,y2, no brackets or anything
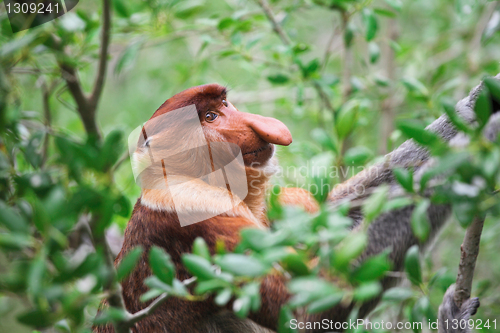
135,84,291,173
133,84,291,222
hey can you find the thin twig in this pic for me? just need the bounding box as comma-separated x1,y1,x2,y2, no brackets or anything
379,17,399,154
89,0,112,108
256,0,291,46
255,0,336,114
454,217,484,308
127,293,169,324
321,20,340,72
41,80,55,167
112,150,130,173
340,11,352,103
89,214,130,333
53,0,112,140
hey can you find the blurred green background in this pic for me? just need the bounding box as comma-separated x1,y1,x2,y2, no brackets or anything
1,0,500,332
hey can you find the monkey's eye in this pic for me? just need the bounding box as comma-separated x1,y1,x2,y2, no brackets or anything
222,99,228,107
205,111,218,122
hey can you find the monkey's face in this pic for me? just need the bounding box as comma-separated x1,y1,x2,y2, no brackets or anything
140,84,292,173
201,98,292,167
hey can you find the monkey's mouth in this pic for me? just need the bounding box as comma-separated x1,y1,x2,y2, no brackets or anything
242,143,274,166
243,143,272,156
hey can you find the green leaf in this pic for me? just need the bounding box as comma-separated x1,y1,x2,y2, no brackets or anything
344,146,372,166
311,128,338,153
344,23,355,48
353,282,382,301
267,74,290,85
362,8,378,41
351,250,392,282
115,40,144,75
116,246,143,281
374,74,390,87
173,0,205,19
215,288,232,306
144,276,172,293
278,306,295,333
336,101,358,139
93,307,129,325
194,279,229,294
172,279,189,296
384,0,402,11
417,296,437,322
282,253,310,276
374,8,397,18
149,246,176,285
140,289,164,302
28,253,45,296
332,233,367,269
363,185,388,223
233,295,251,318
411,199,431,242
483,78,500,109
382,287,414,302
0,32,39,58
441,99,472,134
288,277,338,298
215,254,267,277
402,77,429,97
218,17,234,30
0,202,29,233
474,89,492,129
393,168,414,193
17,309,55,328
404,245,422,286
0,233,33,250
368,42,380,63
382,197,412,212
112,0,130,17
182,254,216,280
302,59,320,78
192,237,212,261
453,202,476,228
307,293,343,314
482,8,500,41
398,121,443,148
419,152,469,189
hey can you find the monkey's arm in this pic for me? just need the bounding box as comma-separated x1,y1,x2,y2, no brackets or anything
438,284,481,333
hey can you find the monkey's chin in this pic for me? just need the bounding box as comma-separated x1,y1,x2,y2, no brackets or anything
243,143,274,168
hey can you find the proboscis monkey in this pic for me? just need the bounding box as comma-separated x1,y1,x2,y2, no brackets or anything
94,78,500,332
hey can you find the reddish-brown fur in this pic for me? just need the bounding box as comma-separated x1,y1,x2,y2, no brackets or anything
94,84,305,333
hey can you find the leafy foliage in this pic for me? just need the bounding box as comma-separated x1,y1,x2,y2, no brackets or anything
1,0,500,332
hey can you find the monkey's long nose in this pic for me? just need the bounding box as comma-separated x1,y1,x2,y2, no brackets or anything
243,113,292,146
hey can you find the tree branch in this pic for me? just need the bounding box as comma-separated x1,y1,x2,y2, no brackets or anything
340,11,352,103
453,217,485,308
41,80,56,168
125,277,196,326
89,214,131,333
255,0,336,115
53,0,112,141
256,0,292,46
379,17,399,154
90,0,112,108
126,293,169,325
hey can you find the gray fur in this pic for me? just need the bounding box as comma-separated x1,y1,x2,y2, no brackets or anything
438,284,480,333
352,75,500,331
